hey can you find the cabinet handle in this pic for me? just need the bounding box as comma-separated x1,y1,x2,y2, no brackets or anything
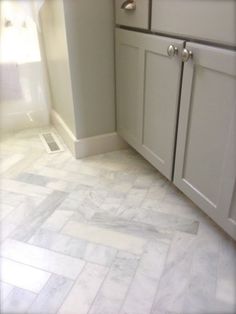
167,45,178,58
121,0,136,11
181,48,193,62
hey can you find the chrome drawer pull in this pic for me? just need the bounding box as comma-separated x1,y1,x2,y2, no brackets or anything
121,0,136,11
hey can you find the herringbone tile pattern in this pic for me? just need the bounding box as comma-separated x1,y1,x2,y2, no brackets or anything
0,128,235,314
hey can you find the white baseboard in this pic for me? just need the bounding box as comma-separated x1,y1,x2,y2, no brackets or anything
51,109,77,156
51,109,128,158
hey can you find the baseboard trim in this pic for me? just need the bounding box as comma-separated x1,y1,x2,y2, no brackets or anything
75,132,129,158
51,110,128,158
51,110,77,156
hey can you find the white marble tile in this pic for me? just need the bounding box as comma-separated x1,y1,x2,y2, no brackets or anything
151,232,196,313
1,287,36,314
11,190,67,241
89,251,139,314
34,166,99,187
0,203,15,221
216,235,236,307
120,240,169,314
46,180,78,192
15,172,50,186
42,210,74,232
121,188,148,208
183,232,219,314
0,190,32,207
0,154,24,174
1,179,52,197
1,128,236,314
61,220,146,255
59,263,108,314
0,221,18,242
29,274,73,314
134,208,199,234
56,197,83,212
29,228,87,259
0,281,14,301
0,257,51,293
1,239,85,280
84,243,117,267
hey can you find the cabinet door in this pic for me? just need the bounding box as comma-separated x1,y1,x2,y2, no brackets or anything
116,28,184,179
116,29,144,149
174,43,236,240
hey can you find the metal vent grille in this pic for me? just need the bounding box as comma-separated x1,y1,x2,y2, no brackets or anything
39,132,64,153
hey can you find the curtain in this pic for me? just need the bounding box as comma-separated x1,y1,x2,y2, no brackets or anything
0,0,51,132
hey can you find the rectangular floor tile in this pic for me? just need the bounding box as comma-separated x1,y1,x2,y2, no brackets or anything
216,236,236,306
89,251,139,314
1,287,36,314
84,243,117,267
1,239,85,280
120,240,169,314
29,228,87,259
135,209,199,234
0,204,15,221
151,232,196,313
1,179,52,197
61,220,146,255
0,257,51,293
41,210,74,232
59,263,108,314
0,281,14,302
11,190,67,241
29,274,73,314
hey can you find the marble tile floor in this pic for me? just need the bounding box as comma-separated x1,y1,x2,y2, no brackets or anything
0,127,235,314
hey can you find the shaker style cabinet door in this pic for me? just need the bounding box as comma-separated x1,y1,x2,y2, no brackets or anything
174,43,236,240
116,28,184,179
116,29,144,149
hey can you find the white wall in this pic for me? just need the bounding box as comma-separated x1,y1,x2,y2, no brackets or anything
40,0,77,136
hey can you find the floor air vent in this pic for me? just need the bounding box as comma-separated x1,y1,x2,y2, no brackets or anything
39,132,64,153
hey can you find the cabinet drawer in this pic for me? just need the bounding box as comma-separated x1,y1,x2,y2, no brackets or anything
151,0,236,46
115,0,149,29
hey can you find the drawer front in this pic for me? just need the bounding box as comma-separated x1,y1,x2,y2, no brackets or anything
151,0,236,46
115,0,149,29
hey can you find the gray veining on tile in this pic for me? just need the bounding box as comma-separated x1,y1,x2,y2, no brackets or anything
15,172,51,186
29,228,88,259
61,220,146,255
89,252,139,314
29,274,73,314
120,240,169,314
134,208,199,234
59,263,108,314
215,234,236,310
11,190,67,241
84,242,117,267
1,287,36,314
1,128,236,314
151,232,196,314
41,210,74,232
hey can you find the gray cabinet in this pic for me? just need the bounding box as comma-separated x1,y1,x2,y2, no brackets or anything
151,0,236,47
115,0,149,29
116,29,184,179
174,43,236,240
